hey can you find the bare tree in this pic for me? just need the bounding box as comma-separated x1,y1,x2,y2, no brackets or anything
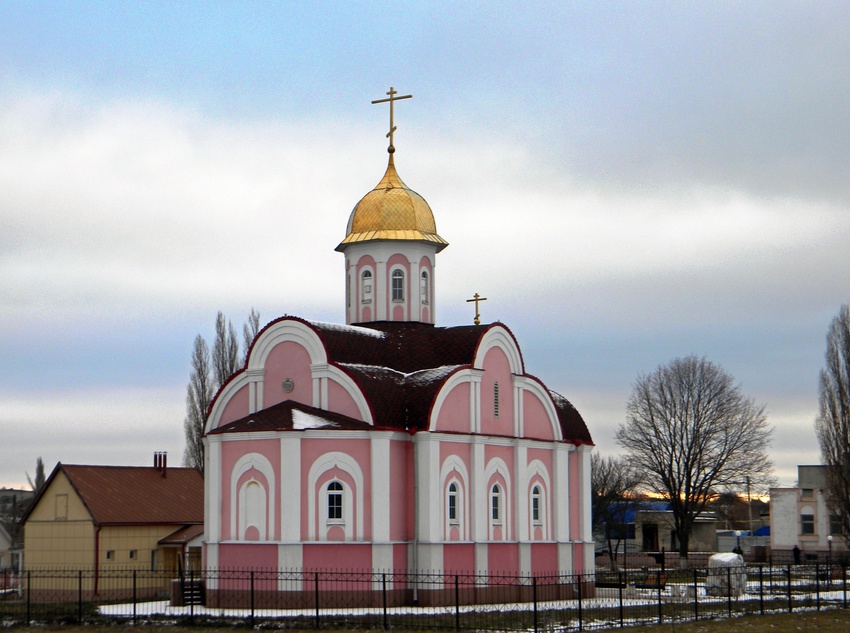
183,310,261,472
183,335,213,472
213,311,240,388
591,453,641,570
815,304,850,538
242,307,261,365
616,355,773,566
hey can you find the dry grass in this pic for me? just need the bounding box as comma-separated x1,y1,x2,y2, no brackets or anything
6,609,850,632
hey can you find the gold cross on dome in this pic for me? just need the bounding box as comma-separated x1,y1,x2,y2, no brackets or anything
466,293,488,326
372,86,412,152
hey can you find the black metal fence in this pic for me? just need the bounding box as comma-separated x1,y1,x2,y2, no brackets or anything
1,564,848,630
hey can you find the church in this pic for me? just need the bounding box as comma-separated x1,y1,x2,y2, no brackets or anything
202,89,594,585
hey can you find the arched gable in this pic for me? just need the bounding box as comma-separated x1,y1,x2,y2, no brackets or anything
473,326,523,375
516,376,563,442
429,368,478,433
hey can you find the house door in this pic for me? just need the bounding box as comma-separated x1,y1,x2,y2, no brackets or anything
642,524,658,551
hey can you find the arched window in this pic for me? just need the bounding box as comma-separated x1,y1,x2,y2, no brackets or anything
327,481,343,521
392,269,404,301
531,485,542,524
448,482,458,523
420,270,429,304
361,270,372,303
491,484,502,523
494,381,500,418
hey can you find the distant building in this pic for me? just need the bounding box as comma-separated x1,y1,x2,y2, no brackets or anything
770,465,845,562
0,523,14,570
22,456,203,597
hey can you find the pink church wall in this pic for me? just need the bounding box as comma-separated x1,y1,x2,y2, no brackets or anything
480,347,514,437
488,543,519,577
393,543,408,571
220,439,282,541
219,543,278,570
443,544,475,574
389,440,412,541
303,543,372,572
569,451,581,541
531,543,559,575
219,385,250,426
522,390,555,441
263,341,313,408
434,381,470,433
327,378,361,420
300,438,373,540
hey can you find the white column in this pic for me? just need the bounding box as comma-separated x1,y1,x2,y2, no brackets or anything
280,437,301,542
516,442,529,541
554,444,571,543
371,435,391,543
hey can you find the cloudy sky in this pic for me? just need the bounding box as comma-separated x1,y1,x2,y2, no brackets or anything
1,2,848,490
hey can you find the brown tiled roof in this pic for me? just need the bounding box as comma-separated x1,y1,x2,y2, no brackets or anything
214,318,592,445
55,464,203,526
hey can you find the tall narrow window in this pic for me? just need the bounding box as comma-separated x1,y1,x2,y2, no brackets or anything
448,482,458,522
361,270,372,303
392,270,404,301
801,512,815,535
328,481,343,521
494,382,500,418
531,485,542,524
420,270,429,304
491,484,502,523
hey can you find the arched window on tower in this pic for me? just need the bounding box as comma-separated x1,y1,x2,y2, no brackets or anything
361,270,372,303
420,270,429,304
392,269,404,301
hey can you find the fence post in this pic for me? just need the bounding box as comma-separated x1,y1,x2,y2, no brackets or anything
726,567,732,617
759,565,764,615
79,570,84,625
787,565,792,613
314,572,320,630
250,571,255,628
844,564,847,609
816,563,821,611
577,573,583,631
693,568,699,621
189,568,195,625
26,570,30,626
132,570,137,626
532,576,538,633
657,570,662,625
382,573,387,631
618,571,624,628
453,574,460,631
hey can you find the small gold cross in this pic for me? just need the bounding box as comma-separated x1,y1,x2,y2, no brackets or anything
466,293,488,326
372,86,412,152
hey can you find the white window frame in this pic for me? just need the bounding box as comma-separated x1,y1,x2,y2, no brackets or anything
490,484,503,525
420,270,429,304
447,482,459,524
531,485,542,525
361,269,373,304
326,480,344,524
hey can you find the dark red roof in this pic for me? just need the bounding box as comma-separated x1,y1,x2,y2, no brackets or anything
38,464,204,526
209,399,375,434
214,319,592,445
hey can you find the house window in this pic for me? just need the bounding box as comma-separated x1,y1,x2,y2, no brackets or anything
151,550,157,572
494,382,500,418
55,494,68,520
327,481,343,521
106,550,115,560
531,485,542,524
448,482,458,523
491,484,502,523
801,488,814,498
392,270,404,301
129,550,137,560
420,270,429,304
831,514,844,536
801,513,815,535
361,270,372,303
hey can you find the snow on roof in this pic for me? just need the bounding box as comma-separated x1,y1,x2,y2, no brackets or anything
292,409,340,430
310,320,387,338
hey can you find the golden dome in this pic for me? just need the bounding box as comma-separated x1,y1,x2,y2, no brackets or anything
336,155,448,252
